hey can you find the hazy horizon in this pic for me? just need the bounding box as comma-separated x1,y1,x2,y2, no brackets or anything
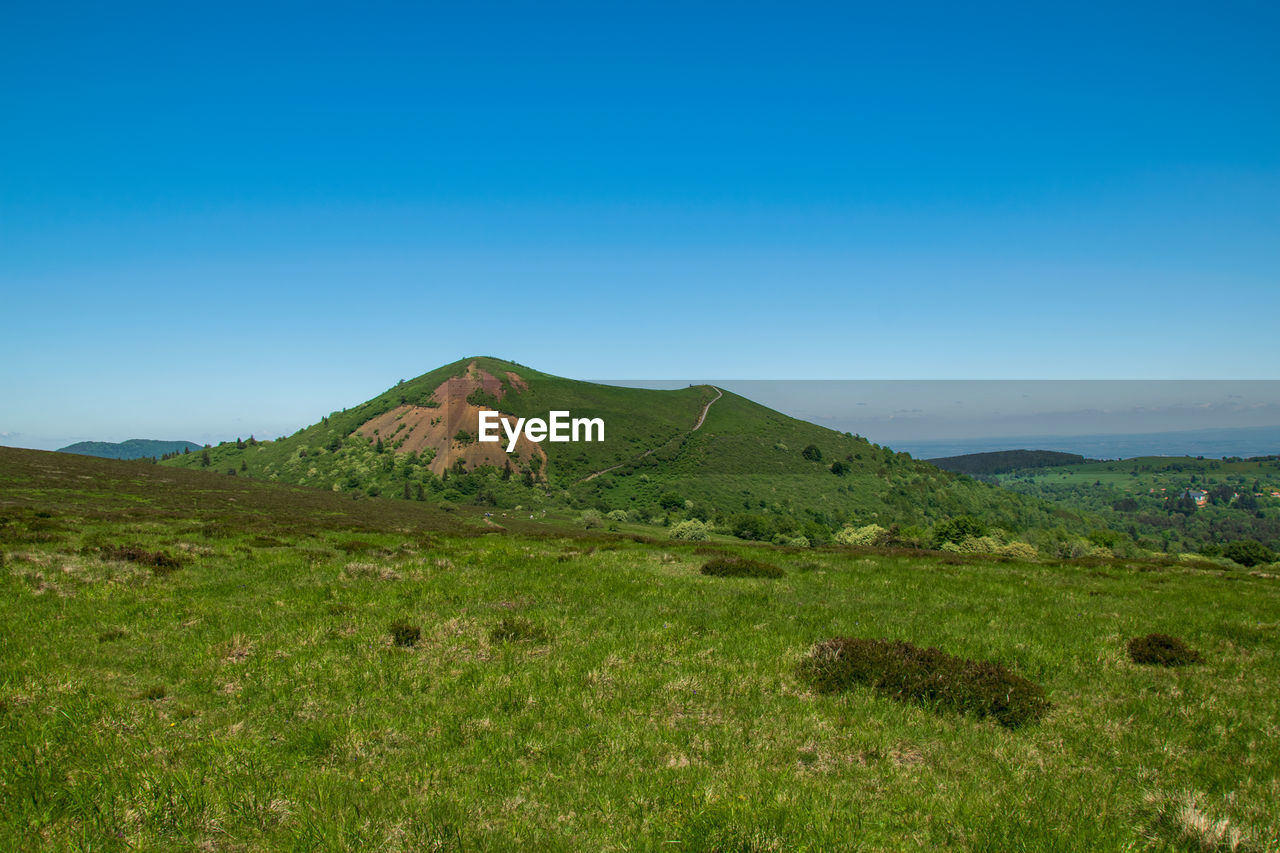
7,377,1278,460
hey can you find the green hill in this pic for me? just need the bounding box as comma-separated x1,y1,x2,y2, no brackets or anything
57,439,201,460
162,356,1091,545
929,449,1091,476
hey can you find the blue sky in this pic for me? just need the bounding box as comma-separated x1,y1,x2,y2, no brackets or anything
2,1,1278,448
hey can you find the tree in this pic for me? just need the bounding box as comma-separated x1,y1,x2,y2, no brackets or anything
659,492,685,511
933,516,988,547
732,513,773,542
830,460,849,476
200,449,211,468
1223,540,1274,568
801,444,823,462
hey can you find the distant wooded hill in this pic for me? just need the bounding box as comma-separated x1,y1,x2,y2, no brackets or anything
928,449,1090,476
57,439,202,460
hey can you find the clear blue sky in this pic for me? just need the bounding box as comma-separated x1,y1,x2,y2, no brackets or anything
2,1,1278,448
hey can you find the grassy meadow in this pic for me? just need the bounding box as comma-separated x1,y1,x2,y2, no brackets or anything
2,447,1279,850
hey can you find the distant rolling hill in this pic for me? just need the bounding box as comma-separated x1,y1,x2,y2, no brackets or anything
929,449,1091,476
162,356,1090,539
57,439,201,460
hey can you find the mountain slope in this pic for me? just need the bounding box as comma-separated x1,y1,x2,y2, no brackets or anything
162,357,1089,538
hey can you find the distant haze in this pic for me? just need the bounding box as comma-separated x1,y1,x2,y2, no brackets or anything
607,380,1280,459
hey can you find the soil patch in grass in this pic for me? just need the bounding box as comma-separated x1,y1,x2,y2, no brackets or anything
390,621,422,647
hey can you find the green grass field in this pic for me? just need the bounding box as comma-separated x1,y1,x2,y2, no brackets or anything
3,447,1279,850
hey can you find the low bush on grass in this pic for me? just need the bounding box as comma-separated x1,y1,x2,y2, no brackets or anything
490,616,548,644
390,621,422,647
99,545,182,574
1127,633,1202,666
670,519,711,541
833,523,887,547
798,637,1050,729
700,557,784,579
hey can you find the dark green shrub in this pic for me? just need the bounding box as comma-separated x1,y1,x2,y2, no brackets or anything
1222,540,1274,568
490,616,548,644
659,492,685,511
797,637,1050,729
801,444,823,462
1127,633,1202,666
390,621,421,647
465,388,499,408
100,545,182,574
701,557,784,579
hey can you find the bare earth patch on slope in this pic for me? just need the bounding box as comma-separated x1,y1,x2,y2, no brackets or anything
355,361,548,477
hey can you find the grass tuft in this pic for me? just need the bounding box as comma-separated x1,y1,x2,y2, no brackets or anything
1128,633,1203,666
490,616,549,644
1140,790,1260,852
700,556,784,579
798,637,1050,729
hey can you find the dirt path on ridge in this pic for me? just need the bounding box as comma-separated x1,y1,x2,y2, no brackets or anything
580,386,723,482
